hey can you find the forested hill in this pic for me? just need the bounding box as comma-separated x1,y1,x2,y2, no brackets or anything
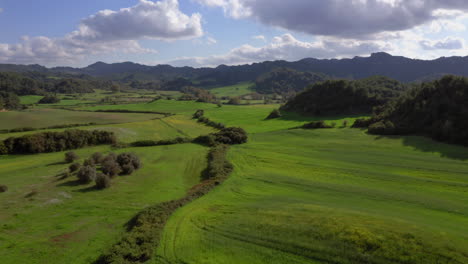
254,68,328,94
281,76,405,116
368,75,468,147
2,53,468,84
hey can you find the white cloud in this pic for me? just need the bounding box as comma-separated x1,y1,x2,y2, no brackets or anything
0,0,203,66
195,0,468,38
252,35,266,41
206,37,217,45
169,33,390,67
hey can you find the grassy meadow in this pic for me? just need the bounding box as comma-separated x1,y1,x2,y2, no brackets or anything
0,144,209,264
157,127,468,264
1,92,468,264
209,82,254,97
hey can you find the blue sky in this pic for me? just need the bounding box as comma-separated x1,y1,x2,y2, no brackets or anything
0,0,467,67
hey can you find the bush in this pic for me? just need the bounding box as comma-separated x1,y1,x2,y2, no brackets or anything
102,160,122,178
193,135,217,147
92,152,104,164
0,141,8,155
65,151,79,163
38,95,61,104
302,121,332,129
77,165,97,184
266,109,282,119
342,120,349,127
203,144,233,180
193,109,204,119
227,97,241,105
69,162,81,173
116,153,141,175
95,173,111,189
0,185,8,193
352,118,373,128
213,127,248,145
368,120,396,135
83,158,95,167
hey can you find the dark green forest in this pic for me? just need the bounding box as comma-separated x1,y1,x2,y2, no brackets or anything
254,68,328,94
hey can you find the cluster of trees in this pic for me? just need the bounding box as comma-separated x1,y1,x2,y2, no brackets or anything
254,68,328,95
0,130,116,155
38,95,61,104
0,91,21,110
366,75,468,146
281,77,404,116
66,151,142,190
180,87,216,103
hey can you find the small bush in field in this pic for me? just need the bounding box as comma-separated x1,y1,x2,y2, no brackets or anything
0,185,8,193
102,160,122,178
116,153,141,175
65,151,79,163
77,165,97,184
91,152,104,164
95,173,111,189
69,162,81,173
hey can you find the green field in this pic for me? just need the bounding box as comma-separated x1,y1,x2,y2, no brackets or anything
157,128,468,264
209,82,254,97
0,144,209,264
1,96,468,264
19,95,44,105
0,108,164,130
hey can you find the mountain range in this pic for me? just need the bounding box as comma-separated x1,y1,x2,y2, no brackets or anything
1,52,468,84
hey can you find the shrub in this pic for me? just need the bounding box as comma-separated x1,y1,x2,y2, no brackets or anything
116,153,141,175
342,120,349,127
193,135,217,147
368,120,396,135
95,173,111,189
302,121,332,129
227,97,241,105
0,185,8,193
0,141,7,155
266,109,282,119
83,158,95,167
352,118,373,128
92,152,104,164
193,109,204,119
69,162,81,173
213,127,248,145
203,144,233,180
65,151,79,163
38,95,61,104
77,165,97,184
102,160,122,178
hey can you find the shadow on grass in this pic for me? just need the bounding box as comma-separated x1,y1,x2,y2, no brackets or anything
75,186,98,193
272,111,365,123
375,134,468,161
57,179,82,187
47,161,68,166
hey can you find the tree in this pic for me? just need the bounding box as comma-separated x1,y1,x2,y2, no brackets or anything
77,166,97,184
38,95,60,104
227,97,241,105
266,109,281,119
95,173,111,189
101,160,121,178
342,120,349,127
65,151,79,163
92,152,104,164
69,162,81,173
111,83,121,93
213,127,248,145
116,153,141,175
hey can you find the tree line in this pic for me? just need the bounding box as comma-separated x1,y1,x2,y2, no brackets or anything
0,129,116,155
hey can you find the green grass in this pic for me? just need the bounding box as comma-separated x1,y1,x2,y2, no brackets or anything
80,99,219,114
0,143,209,264
157,128,468,264
209,82,254,97
19,95,43,104
0,108,164,130
0,115,215,143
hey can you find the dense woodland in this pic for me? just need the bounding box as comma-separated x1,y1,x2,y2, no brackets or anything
254,68,328,95
367,75,468,146
0,91,21,110
281,76,405,115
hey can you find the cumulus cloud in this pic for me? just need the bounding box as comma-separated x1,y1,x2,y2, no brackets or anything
0,0,203,65
195,0,468,38
420,37,464,50
169,33,390,67
252,35,266,41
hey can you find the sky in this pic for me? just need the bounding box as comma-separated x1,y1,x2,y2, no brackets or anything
0,0,468,67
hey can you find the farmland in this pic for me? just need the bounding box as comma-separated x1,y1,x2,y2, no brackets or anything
1,95,468,264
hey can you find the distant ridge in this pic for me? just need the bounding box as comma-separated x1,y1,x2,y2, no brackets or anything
1,52,468,83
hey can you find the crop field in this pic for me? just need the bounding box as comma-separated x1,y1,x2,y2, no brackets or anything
157,127,468,264
0,143,209,264
209,82,254,97
0,108,164,130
